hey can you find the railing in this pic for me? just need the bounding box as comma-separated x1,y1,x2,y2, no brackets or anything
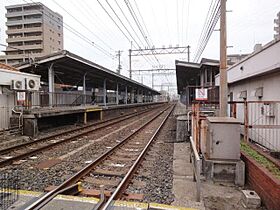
17,91,147,110
190,100,280,152
243,101,280,151
0,172,19,210
190,136,201,202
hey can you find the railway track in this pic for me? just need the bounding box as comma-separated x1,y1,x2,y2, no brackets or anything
0,104,166,168
23,104,175,210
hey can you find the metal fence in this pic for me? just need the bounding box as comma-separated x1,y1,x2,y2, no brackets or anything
0,107,11,130
243,101,280,151
26,91,122,109
0,172,19,210
190,101,280,152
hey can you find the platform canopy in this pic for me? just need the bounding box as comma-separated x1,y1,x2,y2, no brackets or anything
18,50,160,94
175,59,219,94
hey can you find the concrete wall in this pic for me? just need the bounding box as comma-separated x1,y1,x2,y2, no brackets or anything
216,40,280,85
42,5,63,53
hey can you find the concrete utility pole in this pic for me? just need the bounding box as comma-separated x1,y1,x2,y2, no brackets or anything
116,50,122,74
274,12,280,40
187,45,190,62
129,41,133,79
219,0,228,117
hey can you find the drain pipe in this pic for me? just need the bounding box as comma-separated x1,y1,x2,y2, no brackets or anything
12,105,23,134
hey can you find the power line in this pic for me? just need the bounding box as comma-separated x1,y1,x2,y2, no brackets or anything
51,0,113,51
193,0,221,62
22,0,115,59
96,0,155,67
195,2,220,62
69,0,118,46
195,0,220,57
132,0,154,45
124,0,151,48
124,0,161,65
185,0,191,44
113,0,146,47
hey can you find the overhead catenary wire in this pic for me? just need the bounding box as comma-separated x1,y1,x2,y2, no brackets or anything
193,0,220,62
68,0,119,46
96,0,155,66
124,0,161,66
185,0,191,44
113,0,147,48
51,0,113,52
193,0,221,62
132,0,154,45
195,1,220,61
194,7,220,63
195,0,215,54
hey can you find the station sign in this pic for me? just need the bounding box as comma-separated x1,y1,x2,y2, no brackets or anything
195,88,208,101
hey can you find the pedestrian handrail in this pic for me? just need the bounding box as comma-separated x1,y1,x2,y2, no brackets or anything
190,136,201,202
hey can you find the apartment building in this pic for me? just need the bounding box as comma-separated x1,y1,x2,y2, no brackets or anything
0,2,63,65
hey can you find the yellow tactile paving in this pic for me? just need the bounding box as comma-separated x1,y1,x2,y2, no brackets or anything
4,189,198,209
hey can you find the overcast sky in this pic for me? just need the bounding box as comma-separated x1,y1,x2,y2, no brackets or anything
0,0,279,94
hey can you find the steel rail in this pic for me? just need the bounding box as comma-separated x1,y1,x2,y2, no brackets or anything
22,105,173,210
0,105,165,167
101,104,175,209
0,106,161,155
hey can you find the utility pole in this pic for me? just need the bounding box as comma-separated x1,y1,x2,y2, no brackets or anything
274,12,280,40
187,45,190,62
219,0,228,117
116,50,122,74
152,73,154,89
129,41,133,79
129,49,132,79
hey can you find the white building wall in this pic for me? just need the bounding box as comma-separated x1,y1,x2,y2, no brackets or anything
216,40,280,85
214,40,280,151
229,69,280,151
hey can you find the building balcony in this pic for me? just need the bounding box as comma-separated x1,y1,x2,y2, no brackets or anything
6,18,42,26
6,10,42,18
5,44,43,52
6,27,43,34
6,35,43,43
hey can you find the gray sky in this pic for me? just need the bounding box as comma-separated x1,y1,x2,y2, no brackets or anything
0,0,279,94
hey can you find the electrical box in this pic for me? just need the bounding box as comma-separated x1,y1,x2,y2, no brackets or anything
206,117,241,160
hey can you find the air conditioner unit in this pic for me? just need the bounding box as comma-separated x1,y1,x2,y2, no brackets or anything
25,78,39,91
11,80,24,90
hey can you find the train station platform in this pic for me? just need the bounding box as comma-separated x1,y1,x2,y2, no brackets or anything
21,102,164,137
8,190,197,210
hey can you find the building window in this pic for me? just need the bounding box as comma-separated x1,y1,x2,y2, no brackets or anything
58,41,61,45
58,33,61,37
58,25,61,30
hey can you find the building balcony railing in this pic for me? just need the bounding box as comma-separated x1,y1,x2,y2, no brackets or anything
6,27,43,34
6,35,43,43
6,10,42,18
5,44,43,51
6,18,42,26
